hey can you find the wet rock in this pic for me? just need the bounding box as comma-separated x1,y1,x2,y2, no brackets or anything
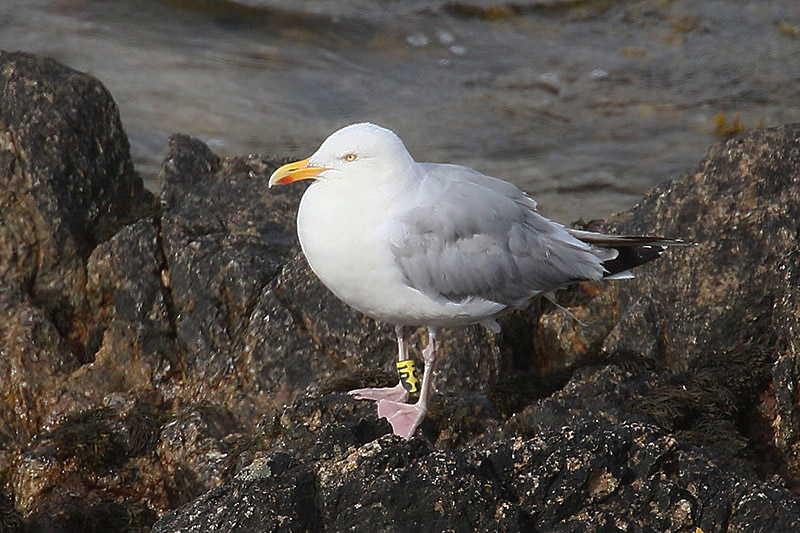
0,50,153,317
0,492,23,533
255,390,499,459
771,228,800,480
3,51,800,532
83,219,176,391
156,403,249,507
152,453,323,533
0,50,156,439
599,124,800,478
484,419,800,532
13,398,166,532
0,51,160,532
601,125,800,367
0,48,142,452
155,136,321,422
155,416,800,532
315,436,522,532
257,393,393,457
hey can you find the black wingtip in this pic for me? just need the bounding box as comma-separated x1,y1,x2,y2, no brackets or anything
601,244,667,277
569,230,691,277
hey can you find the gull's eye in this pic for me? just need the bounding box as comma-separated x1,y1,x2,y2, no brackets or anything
343,153,358,162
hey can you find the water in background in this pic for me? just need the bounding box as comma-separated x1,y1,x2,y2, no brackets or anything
2,0,799,222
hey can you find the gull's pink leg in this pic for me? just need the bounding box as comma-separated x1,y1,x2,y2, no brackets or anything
348,325,411,403
378,328,438,439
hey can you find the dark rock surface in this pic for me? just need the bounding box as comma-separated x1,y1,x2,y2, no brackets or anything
0,50,152,331
603,126,800,367
1,50,800,532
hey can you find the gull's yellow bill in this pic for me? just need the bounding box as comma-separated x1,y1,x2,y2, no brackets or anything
268,158,329,187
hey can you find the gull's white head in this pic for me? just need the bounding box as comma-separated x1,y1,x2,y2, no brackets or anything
268,123,414,187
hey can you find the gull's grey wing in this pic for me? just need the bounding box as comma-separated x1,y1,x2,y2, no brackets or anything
389,164,612,308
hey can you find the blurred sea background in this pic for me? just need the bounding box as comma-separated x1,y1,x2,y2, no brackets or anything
2,0,799,222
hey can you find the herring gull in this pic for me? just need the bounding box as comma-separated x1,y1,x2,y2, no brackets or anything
269,122,683,439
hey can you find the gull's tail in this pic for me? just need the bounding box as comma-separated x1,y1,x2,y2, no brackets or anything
567,230,691,278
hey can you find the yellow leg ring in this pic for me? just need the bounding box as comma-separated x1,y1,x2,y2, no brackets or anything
396,359,420,393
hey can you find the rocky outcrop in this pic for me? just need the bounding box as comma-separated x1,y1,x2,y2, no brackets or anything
1,50,799,532
0,50,158,531
0,50,151,321
603,128,800,481
155,412,800,532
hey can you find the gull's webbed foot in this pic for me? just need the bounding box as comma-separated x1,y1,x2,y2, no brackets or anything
377,399,426,439
348,382,409,403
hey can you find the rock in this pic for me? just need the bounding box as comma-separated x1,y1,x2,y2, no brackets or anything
0,50,160,532
603,124,800,368
155,135,301,418
600,125,800,479
156,402,249,507
3,50,800,532
155,417,800,532
83,219,176,394
152,453,323,533
0,50,155,435
0,50,153,315
14,398,166,531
